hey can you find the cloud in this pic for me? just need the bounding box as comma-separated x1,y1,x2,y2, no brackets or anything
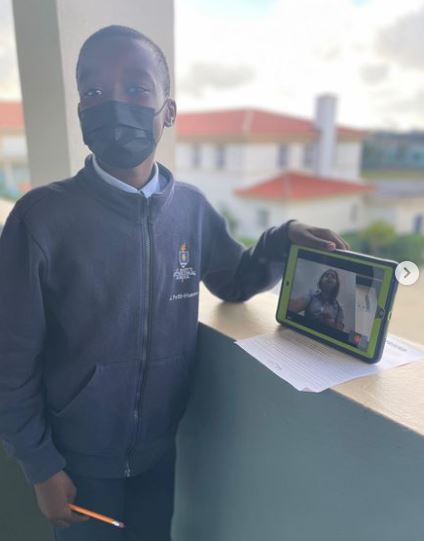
174,0,424,129
178,62,255,97
319,46,341,62
360,63,390,84
1,0,424,128
0,0,21,99
374,88,424,128
376,3,424,70
389,89,424,114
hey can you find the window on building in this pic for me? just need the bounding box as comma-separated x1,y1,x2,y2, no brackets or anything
413,214,423,234
277,144,289,168
257,208,270,229
303,143,315,168
350,204,358,224
215,145,226,169
191,144,201,168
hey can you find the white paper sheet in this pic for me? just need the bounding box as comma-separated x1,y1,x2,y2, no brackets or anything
236,329,424,392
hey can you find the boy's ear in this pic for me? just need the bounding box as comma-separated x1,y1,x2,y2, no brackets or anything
165,99,177,127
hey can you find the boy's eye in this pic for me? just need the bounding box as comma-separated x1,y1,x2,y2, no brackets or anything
83,88,103,98
127,85,150,96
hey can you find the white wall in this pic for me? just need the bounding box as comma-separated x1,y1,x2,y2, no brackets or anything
242,143,284,180
366,197,424,234
290,143,308,171
177,139,362,183
396,198,424,233
176,169,237,213
235,195,365,239
177,143,244,174
333,142,362,181
0,135,27,159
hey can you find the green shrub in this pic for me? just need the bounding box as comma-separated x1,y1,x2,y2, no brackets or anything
360,221,396,257
389,234,424,266
237,236,256,248
341,222,424,266
339,231,363,252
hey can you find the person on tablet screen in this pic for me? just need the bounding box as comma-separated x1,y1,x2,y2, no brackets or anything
289,269,344,330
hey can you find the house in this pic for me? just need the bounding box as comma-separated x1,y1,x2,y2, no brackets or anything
0,101,30,198
235,171,373,239
1,98,422,237
175,95,371,238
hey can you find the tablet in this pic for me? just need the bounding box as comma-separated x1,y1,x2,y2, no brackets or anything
276,244,398,363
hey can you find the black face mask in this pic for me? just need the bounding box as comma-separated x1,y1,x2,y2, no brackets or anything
78,100,167,169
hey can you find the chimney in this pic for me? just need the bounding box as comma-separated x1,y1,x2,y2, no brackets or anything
314,94,337,177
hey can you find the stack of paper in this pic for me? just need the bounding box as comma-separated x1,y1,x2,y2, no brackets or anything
236,329,424,393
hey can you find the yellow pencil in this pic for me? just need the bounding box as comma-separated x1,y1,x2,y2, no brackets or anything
68,503,125,529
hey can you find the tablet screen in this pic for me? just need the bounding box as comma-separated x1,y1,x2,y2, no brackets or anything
283,248,386,353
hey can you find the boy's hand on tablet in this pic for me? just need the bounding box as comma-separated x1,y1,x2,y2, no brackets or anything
34,470,89,528
287,221,350,251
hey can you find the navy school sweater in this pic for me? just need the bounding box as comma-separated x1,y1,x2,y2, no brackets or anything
0,158,292,483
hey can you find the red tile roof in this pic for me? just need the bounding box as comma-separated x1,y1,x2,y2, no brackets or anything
0,101,24,129
0,101,367,142
176,108,367,141
235,171,374,201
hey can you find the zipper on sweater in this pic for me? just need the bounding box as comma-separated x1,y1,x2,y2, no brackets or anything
124,196,152,477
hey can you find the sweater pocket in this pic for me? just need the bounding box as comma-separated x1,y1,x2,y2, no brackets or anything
138,353,193,441
49,361,137,456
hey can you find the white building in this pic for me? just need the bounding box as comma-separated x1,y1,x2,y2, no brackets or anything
1,96,422,237
0,102,30,198
234,171,372,239
175,95,371,239
366,181,424,234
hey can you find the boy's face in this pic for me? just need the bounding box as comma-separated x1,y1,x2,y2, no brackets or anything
77,36,176,150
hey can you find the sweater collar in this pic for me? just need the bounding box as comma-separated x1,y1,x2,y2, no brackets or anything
77,155,175,223
92,155,162,197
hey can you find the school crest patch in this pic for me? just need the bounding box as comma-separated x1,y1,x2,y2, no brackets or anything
173,242,196,281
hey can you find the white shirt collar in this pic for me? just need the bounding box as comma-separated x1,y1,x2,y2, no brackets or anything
92,155,161,198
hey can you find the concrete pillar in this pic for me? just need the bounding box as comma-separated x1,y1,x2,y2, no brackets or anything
12,0,175,187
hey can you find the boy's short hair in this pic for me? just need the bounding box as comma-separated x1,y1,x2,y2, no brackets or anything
76,25,171,97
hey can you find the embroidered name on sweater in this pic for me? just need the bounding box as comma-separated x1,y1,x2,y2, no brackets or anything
169,291,199,302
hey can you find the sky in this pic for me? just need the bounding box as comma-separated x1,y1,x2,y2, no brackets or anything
1,0,424,130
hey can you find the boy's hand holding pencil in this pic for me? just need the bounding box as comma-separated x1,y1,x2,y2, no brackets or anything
34,470,125,530
34,471,90,529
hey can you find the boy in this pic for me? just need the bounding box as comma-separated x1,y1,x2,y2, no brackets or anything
0,25,348,540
